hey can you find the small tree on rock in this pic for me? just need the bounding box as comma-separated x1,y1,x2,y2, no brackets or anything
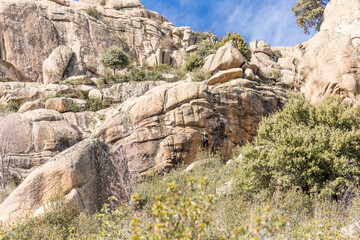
101,46,130,74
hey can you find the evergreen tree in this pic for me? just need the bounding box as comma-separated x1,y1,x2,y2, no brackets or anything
292,0,329,34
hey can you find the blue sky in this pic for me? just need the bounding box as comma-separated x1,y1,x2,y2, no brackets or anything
74,0,315,47
140,0,315,47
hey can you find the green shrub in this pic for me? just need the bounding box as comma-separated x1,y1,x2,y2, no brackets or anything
85,98,106,112
195,41,219,59
185,54,204,72
131,177,215,239
1,195,80,239
2,149,359,239
152,64,173,74
85,6,101,19
172,68,187,82
7,100,20,112
268,69,283,80
219,32,252,61
195,31,209,40
117,67,164,82
101,46,130,74
57,90,85,99
191,68,211,82
273,49,283,58
233,93,360,197
70,102,82,112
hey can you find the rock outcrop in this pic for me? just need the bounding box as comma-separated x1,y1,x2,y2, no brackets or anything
0,0,211,83
272,0,360,104
43,46,73,85
0,109,101,181
92,79,287,175
0,139,129,224
203,41,247,73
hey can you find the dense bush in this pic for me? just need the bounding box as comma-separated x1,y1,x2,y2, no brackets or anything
131,177,215,239
185,54,204,72
85,98,107,112
101,47,130,74
219,32,252,61
233,93,360,197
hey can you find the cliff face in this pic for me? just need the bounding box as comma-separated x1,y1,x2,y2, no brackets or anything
0,0,359,223
0,0,206,83
271,0,360,105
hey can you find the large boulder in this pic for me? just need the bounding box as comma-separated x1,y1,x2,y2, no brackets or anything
203,41,246,73
0,60,29,82
250,40,273,56
0,139,129,223
45,97,72,113
0,109,101,182
276,0,360,104
93,80,287,175
42,46,73,85
206,68,243,85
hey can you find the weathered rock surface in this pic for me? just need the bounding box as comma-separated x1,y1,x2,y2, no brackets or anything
206,68,243,85
203,41,246,73
0,109,102,182
43,46,73,85
273,0,360,104
45,97,72,113
93,80,287,174
0,60,29,82
0,138,128,223
0,0,212,83
250,40,273,56
102,81,167,104
18,99,44,113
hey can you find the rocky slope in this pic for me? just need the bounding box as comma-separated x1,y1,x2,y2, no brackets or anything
0,0,359,223
0,138,129,223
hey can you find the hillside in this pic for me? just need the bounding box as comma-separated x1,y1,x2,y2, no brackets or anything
0,0,359,238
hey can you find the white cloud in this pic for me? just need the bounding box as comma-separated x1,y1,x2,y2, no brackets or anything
209,0,314,47
142,0,315,47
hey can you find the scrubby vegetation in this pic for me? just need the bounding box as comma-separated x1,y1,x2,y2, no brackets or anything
84,6,102,19
272,49,283,59
101,47,130,74
1,94,359,239
191,68,212,82
185,54,204,72
0,100,28,113
268,69,283,81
